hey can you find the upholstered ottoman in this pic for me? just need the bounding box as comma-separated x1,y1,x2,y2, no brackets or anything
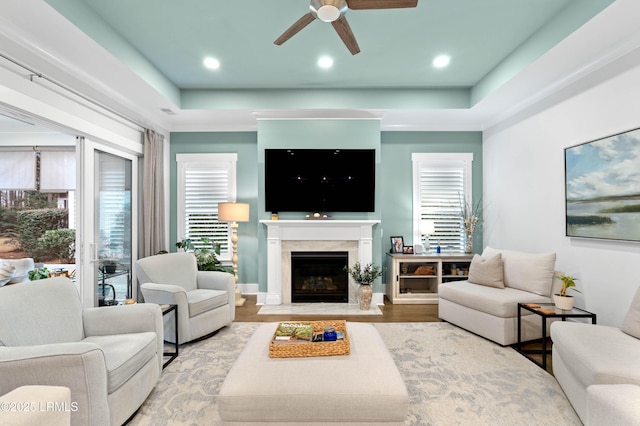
219,322,408,425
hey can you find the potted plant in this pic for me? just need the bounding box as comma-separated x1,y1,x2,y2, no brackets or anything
99,254,119,274
28,266,50,281
345,261,383,310
554,274,581,310
175,238,230,273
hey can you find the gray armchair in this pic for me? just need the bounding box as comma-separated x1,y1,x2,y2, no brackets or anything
0,277,163,426
135,252,235,344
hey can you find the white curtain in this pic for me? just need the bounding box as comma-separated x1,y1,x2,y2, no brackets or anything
141,129,166,257
0,151,36,189
40,150,75,192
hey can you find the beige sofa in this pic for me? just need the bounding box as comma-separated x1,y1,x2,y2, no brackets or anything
0,277,163,426
586,384,640,425
552,286,640,424
439,247,561,346
0,385,71,426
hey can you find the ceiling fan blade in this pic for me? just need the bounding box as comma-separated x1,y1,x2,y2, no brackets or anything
347,0,418,10
331,16,360,55
274,12,316,45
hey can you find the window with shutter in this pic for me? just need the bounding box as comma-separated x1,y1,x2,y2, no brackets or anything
176,153,237,262
412,153,473,253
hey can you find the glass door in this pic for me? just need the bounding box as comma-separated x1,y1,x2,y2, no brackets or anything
96,151,132,306
77,138,137,307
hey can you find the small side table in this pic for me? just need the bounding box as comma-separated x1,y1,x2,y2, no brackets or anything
517,302,596,370
160,304,179,369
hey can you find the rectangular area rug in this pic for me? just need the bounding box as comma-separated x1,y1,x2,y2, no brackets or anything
128,322,580,425
258,302,383,315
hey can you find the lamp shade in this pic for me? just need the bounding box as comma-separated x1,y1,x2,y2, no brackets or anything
218,202,250,222
419,220,435,235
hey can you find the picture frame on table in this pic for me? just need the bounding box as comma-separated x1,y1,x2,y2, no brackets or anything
403,245,414,254
390,236,404,253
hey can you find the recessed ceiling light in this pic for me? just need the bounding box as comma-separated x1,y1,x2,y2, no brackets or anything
432,55,450,68
203,57,220,70
317,56,334,69
318,56,333,68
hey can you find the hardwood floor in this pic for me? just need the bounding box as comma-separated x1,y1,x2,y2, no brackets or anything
234,295,440,323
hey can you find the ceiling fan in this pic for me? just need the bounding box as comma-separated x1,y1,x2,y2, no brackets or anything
274,0,418,55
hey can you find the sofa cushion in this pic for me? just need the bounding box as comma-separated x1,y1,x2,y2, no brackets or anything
188,289,228,317
439,280,550,318
482,247,556,297
2,258,35,283
468,253,504,288
0,262,16,286
551,322,640,388
621,286,640,339
83,331,157,393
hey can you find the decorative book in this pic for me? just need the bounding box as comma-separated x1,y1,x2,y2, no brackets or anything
272,322,314,343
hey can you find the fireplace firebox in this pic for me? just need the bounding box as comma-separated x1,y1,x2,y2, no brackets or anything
291,251,349,303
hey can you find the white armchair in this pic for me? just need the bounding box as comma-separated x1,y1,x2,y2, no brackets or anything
135,252,235,344
0,277,163,426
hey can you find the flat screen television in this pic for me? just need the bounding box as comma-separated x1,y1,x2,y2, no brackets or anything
265,148,375,213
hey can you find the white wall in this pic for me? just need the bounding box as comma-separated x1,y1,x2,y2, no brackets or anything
483,55,640,327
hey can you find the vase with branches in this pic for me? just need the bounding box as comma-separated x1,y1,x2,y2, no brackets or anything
345,261,383,310
460,194,482,254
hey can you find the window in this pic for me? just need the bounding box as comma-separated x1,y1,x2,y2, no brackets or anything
412,153,473,253
176,153,237,262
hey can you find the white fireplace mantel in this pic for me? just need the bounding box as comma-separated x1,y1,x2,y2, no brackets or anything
261,220,380,305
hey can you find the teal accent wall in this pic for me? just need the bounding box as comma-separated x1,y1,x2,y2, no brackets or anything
256,119,383,292
169,127,483,293
380,131,484,255
169,132,259,284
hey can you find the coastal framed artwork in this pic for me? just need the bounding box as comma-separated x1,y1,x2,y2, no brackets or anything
565,127,640,241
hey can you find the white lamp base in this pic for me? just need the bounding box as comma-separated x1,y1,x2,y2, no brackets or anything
235,289,246,306
229,221,246,307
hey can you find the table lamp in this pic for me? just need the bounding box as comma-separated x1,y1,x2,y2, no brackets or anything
218,202,250,306
418,219,436,254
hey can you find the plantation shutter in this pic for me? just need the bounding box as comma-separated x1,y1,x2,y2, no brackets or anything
98,153,131,261
412,153,473,253
176,153,237,261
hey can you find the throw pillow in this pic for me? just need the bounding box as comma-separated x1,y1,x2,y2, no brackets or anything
468,253,504,288
621,287,640,339
0,262,16,287
482,247,556,297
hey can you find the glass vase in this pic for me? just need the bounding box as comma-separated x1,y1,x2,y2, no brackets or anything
465,232,473,254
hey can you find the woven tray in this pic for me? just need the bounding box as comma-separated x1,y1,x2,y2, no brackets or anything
269,320,350,358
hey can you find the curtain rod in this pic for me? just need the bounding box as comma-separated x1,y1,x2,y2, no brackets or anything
0,53,147,133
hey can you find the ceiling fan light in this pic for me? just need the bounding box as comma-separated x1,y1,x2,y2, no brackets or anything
309,0,348,22
317,5,340,22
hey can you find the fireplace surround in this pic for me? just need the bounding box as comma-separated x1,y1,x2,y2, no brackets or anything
261,220,380,305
